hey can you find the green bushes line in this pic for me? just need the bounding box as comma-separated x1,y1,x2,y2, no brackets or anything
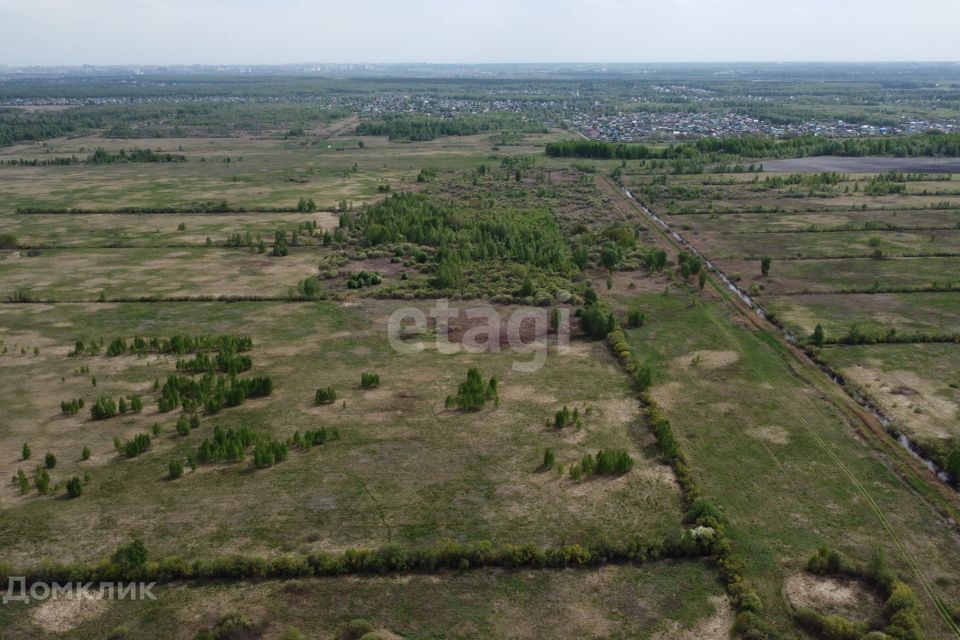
602,314,774,638
800,547,925,640
3,534,712,587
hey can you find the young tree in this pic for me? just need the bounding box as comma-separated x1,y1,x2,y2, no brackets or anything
947,446,960,485
698,270,707,290
111,538,148,575
542,448,556,470
81,446,91,461
44,452,56,469
34,467,51,494
811,324,825,347
21,443,31,461
65,476,83,498
176,416,190,436
91,396,117,420
130,394,144,413
455,367,498,411
600,242,621,272
168,460,184,480
272,230,289,257
360,372,380,389
14,468,29,493
315,387,337,405
761,256,772,277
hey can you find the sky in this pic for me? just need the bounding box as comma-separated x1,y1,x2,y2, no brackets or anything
0,0,958,66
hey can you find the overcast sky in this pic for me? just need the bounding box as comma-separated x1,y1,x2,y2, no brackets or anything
1,0,958,66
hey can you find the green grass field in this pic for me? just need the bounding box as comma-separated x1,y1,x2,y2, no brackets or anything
2,125,960,639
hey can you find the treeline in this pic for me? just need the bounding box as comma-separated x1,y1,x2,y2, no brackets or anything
88,148,186,164
0,102,353,148
546,133,960,161
157,373,272,414
356,114,546,141
16,201,305,214
72,334,252,357
4,148,186,166
4,533,714,587
602,309,775,639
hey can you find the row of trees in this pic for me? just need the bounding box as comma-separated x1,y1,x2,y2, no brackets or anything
175,351,253,375
569,449,634,481
82,334,252,358
546,133,960,161
88,148,186,164
356,114,545,141
157,373,273,414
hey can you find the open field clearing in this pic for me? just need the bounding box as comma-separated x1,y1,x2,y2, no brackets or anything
762,157,960,173
764,292,960,338
0,211,340,248
0,129,567,213
0,247,324,300
0,300,682,566
0,561,729,640
713,255,960,295
670,209,960,233
3,86,960,639
818,343,960,452
616,288,960,638
689,229,960,260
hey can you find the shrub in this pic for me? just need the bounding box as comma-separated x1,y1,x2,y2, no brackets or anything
60,398,83,415
946,445,960,485
761,256,772,277
111,538,148,574
253,438,289,469
811,323,825,347
273,230,289,256
360,372,380,389
315,387,337,405
335,619,375,640
454,367,498,411
34,467,51,494
65,476,83,498
807,546,849,575
123,434,151,458
627,308,645,327
593,449,633,475
13,468,29,493
553,405,578,429
542,448,556,469
91,396,117,420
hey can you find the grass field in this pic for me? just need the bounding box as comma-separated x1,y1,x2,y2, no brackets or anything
0,300,682,567
0,561,729,639
2,122,960,639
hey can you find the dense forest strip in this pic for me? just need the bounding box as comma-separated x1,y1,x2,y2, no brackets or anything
546,133,960,161
355,113,547,141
